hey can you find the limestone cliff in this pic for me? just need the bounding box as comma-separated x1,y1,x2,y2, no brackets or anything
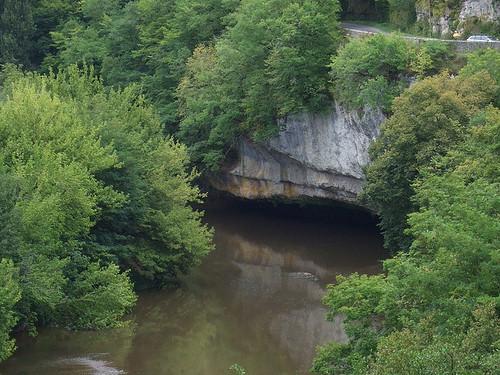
416,0,500,37
209,103,385,206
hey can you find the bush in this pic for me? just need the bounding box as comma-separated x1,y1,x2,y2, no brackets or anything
329,34,453,112
62,263,136,329
0,259,21,362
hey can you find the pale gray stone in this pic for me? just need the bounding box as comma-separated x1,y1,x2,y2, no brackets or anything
210,103,385,207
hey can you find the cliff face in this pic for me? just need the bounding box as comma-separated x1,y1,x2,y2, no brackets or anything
210,103,385,207
416,0,500,37
458,0,500,25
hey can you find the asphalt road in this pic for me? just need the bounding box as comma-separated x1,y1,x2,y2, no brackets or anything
341,22,384,34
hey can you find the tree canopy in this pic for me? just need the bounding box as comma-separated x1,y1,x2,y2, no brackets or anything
178,0,343,170
329,34,456,112
361,52,497,251
312,53,500,375
0,0,498,371
44,0,239,129
0,66,213,358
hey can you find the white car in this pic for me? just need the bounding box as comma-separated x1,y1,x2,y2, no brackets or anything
467,35,495,42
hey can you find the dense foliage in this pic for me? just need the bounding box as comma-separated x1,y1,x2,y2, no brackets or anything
177,0,343,170
0,0,79,68
0,66,212,358
0,0,238,128
48,0,239,128
0,0,35,67
329,34,455,111
312,53,500,374
0,0,498,371
2,0,456,173
0,259,20,361
362,49,498,251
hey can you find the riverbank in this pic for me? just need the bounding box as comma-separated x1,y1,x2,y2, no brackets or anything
0,198,386,375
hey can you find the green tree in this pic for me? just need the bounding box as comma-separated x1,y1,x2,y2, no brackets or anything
31,0,80,67
135,0,239,127
49,0,239,128
61,263,136,329
178,0,342,170
0,259,21,361
0,0,35,67
370,304,499,375
49,0,125,73
0,0,78,67
329,34,454,112
0,66,130,332
459,48,500,106
313,88,500,375
329,33,410,111
362,67,497,251
43,68,214,285
0,66,213,361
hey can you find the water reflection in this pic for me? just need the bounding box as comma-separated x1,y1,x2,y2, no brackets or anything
0,201,385,375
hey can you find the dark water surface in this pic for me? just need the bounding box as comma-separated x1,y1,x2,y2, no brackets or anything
0,200,385,375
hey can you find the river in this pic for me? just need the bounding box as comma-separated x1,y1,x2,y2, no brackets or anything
0,199,385,375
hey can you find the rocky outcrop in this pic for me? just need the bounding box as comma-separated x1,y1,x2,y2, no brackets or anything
416,5,453,36
459,0,500,23
416,0,500,37
210,103,385,207
457,0,500,34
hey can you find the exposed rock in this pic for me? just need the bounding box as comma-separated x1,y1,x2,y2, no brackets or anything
416,0,500,37
416,6,453,36
210,103,385,207
457,0,500,34
459,0,500,23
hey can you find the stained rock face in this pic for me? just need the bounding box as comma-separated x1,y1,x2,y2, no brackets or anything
210,103,385,207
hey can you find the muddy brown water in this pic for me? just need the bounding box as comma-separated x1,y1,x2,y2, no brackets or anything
0,200,385,375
